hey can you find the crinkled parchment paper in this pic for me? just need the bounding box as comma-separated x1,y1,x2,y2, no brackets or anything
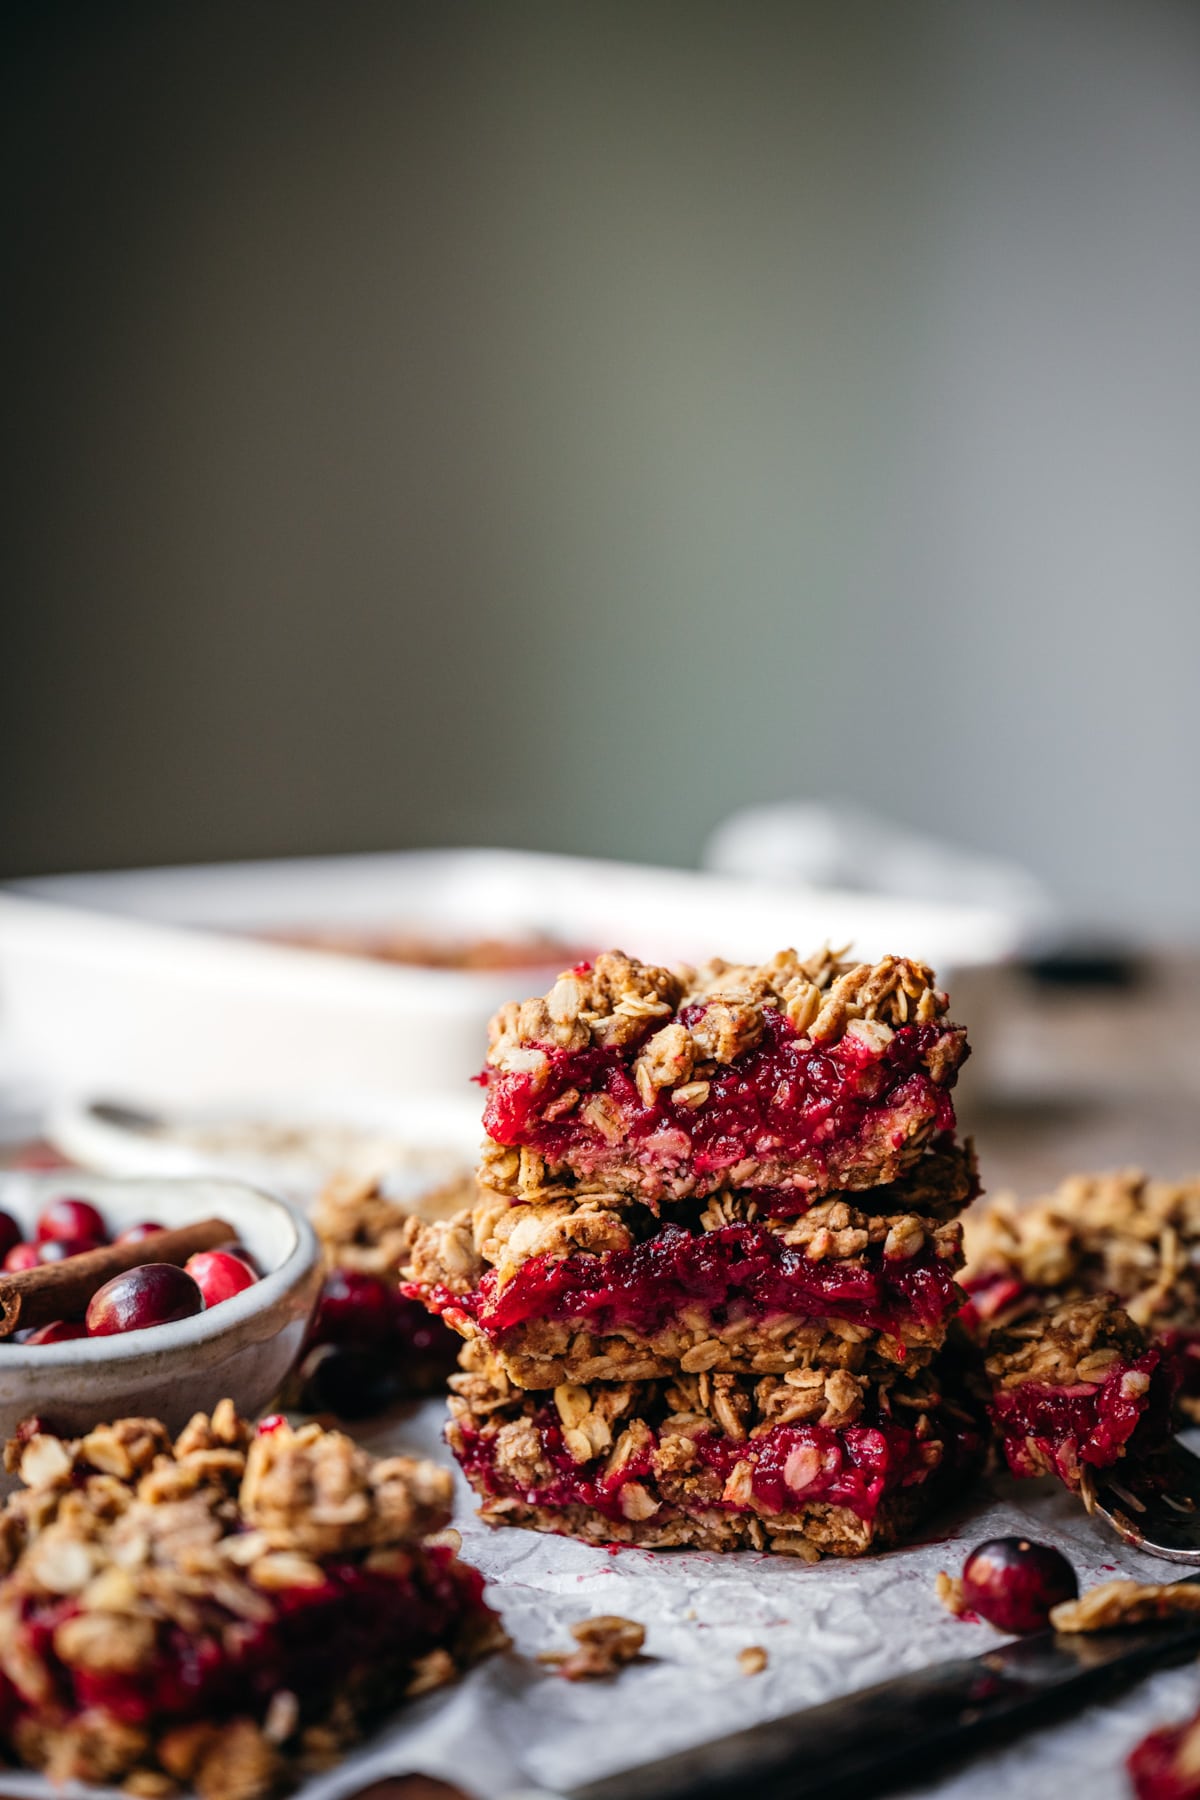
5,1404,1196,1800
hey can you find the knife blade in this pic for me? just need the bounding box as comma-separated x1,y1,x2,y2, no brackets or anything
523,1572,1200,1800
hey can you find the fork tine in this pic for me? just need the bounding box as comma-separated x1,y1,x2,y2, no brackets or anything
1089,1441,1200,1565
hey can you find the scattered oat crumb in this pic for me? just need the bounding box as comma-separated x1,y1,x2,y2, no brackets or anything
738,1646,768,1676
538,1615,645,1680
936,1571,966,1617
1051,1580,1200,1634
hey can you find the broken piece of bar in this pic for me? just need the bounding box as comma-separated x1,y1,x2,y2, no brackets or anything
983,1294,1175,1488
963,1169,1200,1419
448,1342,985,1557
479,950,968,1206
0,1404,504,1798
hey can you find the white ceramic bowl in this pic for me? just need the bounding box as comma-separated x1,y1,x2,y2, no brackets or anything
0,1173,321,1473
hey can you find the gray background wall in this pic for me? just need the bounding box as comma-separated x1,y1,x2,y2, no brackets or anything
5,1,1199,932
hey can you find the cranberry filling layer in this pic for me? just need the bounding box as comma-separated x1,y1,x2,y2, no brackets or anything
421,1223,962,1342
0,1547,483,1737
482,1010,962,1192
454,1405,978,1528
989,1350,1171,1485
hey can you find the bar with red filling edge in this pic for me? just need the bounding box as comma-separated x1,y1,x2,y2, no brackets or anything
479,950,967,1206
408,1207,966,1387
0,1406,504,1799
982,1294,1175,1490
447,1343,985,1556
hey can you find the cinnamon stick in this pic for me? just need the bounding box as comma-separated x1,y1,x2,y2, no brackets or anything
0,1217,235,1338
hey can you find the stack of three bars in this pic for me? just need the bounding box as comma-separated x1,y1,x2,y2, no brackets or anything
405,948,987,1558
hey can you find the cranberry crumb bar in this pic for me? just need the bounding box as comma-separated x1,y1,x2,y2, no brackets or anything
448,1343,984,1556
479,950,968,1207
0,1403,504,1797
963,1169,1200,1419
406,1184,968,1388
982,1294,1175,1489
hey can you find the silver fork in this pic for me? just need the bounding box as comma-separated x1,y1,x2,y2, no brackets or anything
1086,1438,1200,1563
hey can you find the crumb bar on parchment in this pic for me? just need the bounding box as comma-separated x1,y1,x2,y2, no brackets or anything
0,1404,504,1799
982,1293,1174,1489
406,1185,967,1388
479,950,968,1207
447,1343,984,1558
963,1169,1200,1418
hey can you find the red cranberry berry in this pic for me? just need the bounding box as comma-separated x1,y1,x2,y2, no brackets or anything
184,1250,258,1308
115,1221,165,1245
86,1264,205,1336
37,1236,102,1262
311,1269,396,1349
4,1243,42,1273
25,1320,89,1344
0,1212,21,1262
961,1537,1078,1633
257,1413,287,1435
36,1197,107,1245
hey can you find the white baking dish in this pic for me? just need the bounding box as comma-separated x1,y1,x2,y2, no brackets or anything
0,849,1021,1107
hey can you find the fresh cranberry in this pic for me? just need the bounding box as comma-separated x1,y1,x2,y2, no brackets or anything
115,1221,165,1245
0,1212,21,1262
311,1269,397,1349
36,1197,107,1245
184,1250,258,1308
37,1236,102,1262
86,1264,205,1336
3,1242,42,1272
257,1413,287,1435
961,1537,1078,1633
25,1320,89,1344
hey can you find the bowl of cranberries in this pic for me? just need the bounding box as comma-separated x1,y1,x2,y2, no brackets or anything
0,1173,321,1469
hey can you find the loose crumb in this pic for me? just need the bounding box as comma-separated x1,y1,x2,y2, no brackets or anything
738,1646,768,1676
1051,1579,1200,1634
936,1571,966,1617
538,1615,645,1680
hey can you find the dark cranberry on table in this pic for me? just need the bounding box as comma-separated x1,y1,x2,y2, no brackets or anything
295,1269,460,1415
87,1264,206,1336
960,1536,1079,1633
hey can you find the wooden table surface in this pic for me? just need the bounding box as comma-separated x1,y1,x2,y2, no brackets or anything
962,959,1200,1202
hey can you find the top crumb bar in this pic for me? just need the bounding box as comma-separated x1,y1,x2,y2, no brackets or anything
479,948,967,1206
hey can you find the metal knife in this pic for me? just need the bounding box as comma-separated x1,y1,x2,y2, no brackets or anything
509,1572,1200,1800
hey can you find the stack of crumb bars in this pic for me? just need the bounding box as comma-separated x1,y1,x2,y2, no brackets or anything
406,948,988,1557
